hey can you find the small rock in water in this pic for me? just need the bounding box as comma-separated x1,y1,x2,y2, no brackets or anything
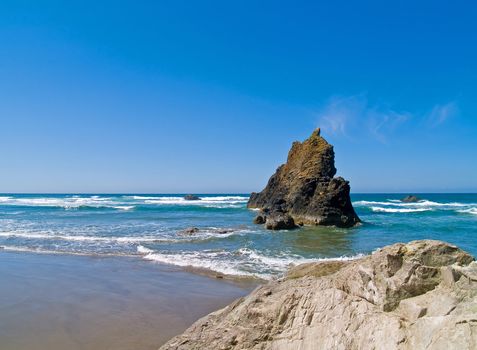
265,212,296,230
184,194,201,201
253,214,266,225
401,195,420,203
215,229,234,234
178,227,200,235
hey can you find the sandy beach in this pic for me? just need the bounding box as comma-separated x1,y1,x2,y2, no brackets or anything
0,251,258,350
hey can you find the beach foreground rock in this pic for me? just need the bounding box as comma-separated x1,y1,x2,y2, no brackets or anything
247,128,360,229
160,240,477,350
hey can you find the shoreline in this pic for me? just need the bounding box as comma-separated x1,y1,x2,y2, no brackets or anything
0,250,259,350
0,244,365,284
0,245,267,285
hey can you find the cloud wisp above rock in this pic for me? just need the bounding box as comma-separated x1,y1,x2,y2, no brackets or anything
427,101,459,127
315,95,458,143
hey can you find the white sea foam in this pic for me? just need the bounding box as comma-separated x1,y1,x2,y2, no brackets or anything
137,245,154,254
238,248,364,270
354,200,443,207
0,244,63,254
354,200,477,214
142,248,365,279
0,195,249,209
457,208,477,216
113,205,135,211
128,196,163,200
0,244,137,258
370,207,432,213
0,244,93,256
143,196,248,206
0,231,174,243
0,196,121,209
142,250,258,277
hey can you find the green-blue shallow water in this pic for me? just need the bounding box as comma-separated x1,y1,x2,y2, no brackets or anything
0,193,476,279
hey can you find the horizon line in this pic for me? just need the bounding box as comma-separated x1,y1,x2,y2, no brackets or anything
1,192,476,195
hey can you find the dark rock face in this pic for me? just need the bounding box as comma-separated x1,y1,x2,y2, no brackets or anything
402,195,420,203
248,128,360,228
184,194,201,201
265,211,296,230
253,214,266,225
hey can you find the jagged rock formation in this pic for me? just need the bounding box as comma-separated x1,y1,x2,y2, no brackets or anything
247,128,360,229
160,240,477,350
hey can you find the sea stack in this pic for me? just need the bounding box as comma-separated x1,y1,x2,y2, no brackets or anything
248,128,360,229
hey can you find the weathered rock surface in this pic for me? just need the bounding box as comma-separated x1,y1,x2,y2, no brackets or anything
160,240,477,350
248,128,360,229
402,195,421,203
184,195,201,201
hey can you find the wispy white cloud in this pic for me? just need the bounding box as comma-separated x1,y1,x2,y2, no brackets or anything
315,95,457,142
366,109,411,143
427,102,459,127
315,95,366,137
315,95,410,143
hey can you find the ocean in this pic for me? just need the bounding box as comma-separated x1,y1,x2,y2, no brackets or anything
1,193,476,279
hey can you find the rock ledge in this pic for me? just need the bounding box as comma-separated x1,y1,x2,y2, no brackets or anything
160,240,477,350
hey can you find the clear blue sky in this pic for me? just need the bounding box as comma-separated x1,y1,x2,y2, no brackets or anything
1,1,476,193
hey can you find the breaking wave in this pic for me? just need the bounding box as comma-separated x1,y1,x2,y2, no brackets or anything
370,207,432,213
0,231,174,243
457,208,477,216
2,193,476,279
0,195,249,210
138,247,364,279
354,199,477,214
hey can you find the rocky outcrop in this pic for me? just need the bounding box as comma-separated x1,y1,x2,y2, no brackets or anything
248,128,360,229
184,195,201,201
177,227,236,236
402,195,420,203
160,240,477,350
177,227,200,235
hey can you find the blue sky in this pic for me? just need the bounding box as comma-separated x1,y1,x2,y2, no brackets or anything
1,1,476,193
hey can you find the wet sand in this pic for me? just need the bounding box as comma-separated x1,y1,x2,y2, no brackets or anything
0,251,258,350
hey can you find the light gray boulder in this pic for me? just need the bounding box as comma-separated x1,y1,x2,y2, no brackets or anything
160,240,477,350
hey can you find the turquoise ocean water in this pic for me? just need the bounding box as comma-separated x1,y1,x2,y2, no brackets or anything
0,193,476,279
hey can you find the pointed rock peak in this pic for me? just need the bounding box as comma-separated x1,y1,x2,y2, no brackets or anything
248,128,360,229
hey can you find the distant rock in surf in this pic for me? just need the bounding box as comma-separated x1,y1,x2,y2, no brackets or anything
248,128,360,229
402,195,420,203
177,227,235,236
178,227,200,235
184,194,201,201
215,229,234,235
